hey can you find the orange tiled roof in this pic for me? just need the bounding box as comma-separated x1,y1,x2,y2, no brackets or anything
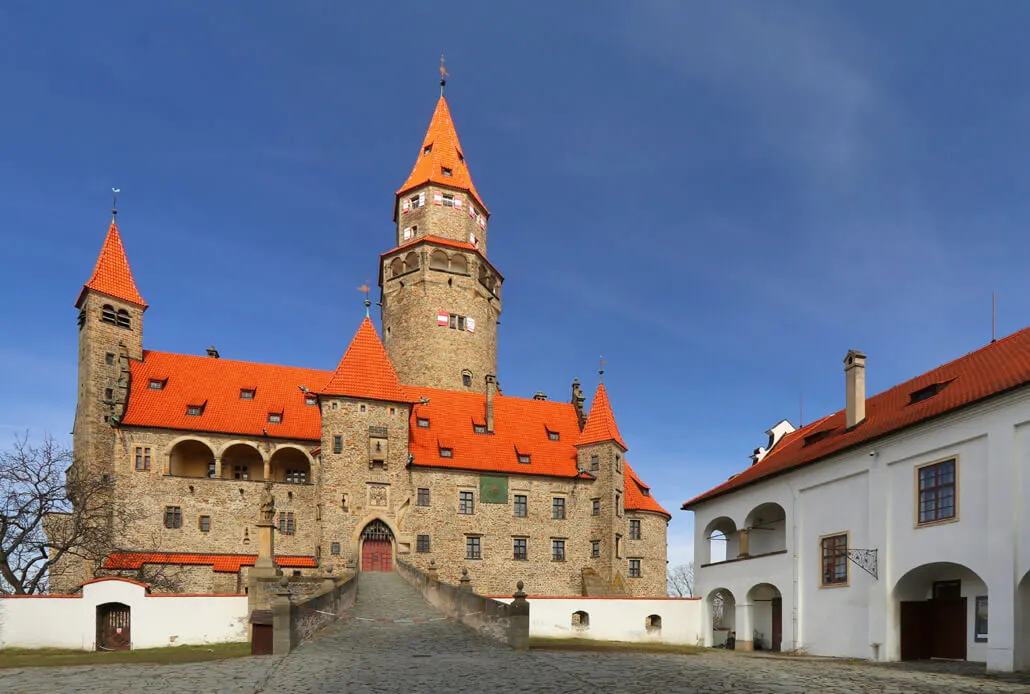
625,463,670,518
75,219,147,309
683,327,1030,508
320,318,411,403
121,351,329,440
396,96,488,214
103,552,317,573
577,384,628,449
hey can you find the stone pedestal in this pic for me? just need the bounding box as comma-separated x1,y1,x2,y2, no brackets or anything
509,581,530,652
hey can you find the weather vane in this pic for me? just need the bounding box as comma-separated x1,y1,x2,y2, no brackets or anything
439,55,449,96
358,283,371,317
599,356,606,382
111,187,120,218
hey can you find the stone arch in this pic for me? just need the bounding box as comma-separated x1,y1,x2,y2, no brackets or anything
450,254,468,275
892,561,988,663
357,518,396,572
269,445,312,484
168,439,215,478
101,304,117,325
645,614,662,635
703,516,738,564
707,587,736,648
571,610,590,631
220,442,265,481
389,257,403,277
746,583,783,651
743,502,787,556
404,251,419,271
429,249,449,271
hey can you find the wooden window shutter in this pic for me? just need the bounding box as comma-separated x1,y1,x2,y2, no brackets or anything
433,192,443,205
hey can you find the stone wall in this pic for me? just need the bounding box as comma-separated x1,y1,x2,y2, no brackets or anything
624,511,670,597
394,185,490,254
289,573,358,646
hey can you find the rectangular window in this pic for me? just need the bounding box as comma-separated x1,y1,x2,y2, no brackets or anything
198,515,211,532
459,491,474,514
821,533,848,586
285,469,307,484
615,534,622,559
105,388,113,400
207,461,216,478
590,455,599,471
148,379,164,390
417,488,431,506
918,458,957,524
466,536,481,559
234,465,249,480
333,435,343,454
513,538,528,561
240,389,255,400
331,542,341,555
135,447,151,471
442,168,453,178
440,447,453,458
106,353,115,365
551,539,566,562
552,497,566,520
417,535,431,553
629,519,641,540
615,453,622,472
975,595,988,643
186,405,202,416
457,316,465,331
513,494,527,518
164,506,182,529
547,431,559,441
591,540,600,558
473,424,486,434
268,412,283,424
629,559,642,578
410,194,422,208
278,512,296,535
592,498,600,516
517,453,531,464
615,493,622,517
305,395,317,406
417,418,430,428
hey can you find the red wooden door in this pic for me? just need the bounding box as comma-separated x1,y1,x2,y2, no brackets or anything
770,598,782,652
362,539,392,571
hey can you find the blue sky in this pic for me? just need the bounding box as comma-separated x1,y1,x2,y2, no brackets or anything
2,1,1029,569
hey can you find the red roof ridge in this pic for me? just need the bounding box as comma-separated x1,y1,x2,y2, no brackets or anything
683,326,1030,508
396,96,488,215
76,219,147,309
577,383,628,449
140,349,326,373
320,318,411,402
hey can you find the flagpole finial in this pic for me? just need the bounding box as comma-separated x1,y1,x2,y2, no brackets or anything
111,187,121,220
358,283,371,318
439,55,449,96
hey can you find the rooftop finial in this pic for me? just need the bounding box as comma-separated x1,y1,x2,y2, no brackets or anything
111,187,120,219
359,283,371,318
599,356,606,383
439,55,449,97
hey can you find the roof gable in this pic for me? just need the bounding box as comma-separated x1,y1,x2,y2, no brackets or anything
684,327,1030,508
76,220,147,309
625,463,670,518
320,318,410,403
577,384,628,449
396,96,487,214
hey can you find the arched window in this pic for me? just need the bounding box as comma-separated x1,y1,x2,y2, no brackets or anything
450,254,468,275
571,610,590,631
429,250,449,271
116,309,131,329
645,614,662,634
390,257,403,277
461,370,473,388
404,252,419,271
101,305,117,325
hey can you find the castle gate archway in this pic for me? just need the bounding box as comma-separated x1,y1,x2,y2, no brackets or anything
360,519,394,572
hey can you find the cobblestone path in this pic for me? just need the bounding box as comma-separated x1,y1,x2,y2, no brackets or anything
4,572,1030,693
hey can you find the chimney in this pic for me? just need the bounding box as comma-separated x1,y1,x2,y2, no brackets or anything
571,378,586,430
844,350,867,429
206,346,220,359
533,391,547,401
485,374,497,433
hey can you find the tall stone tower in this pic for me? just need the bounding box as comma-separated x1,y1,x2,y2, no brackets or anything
73,213,146,477
380,90,502,393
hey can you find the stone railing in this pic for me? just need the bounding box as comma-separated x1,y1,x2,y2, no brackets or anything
258,572,358,655
396,560,528,651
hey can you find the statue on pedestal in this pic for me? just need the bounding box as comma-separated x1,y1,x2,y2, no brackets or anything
260,481,276,524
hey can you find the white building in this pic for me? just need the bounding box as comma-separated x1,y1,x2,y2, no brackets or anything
684,328,1030,673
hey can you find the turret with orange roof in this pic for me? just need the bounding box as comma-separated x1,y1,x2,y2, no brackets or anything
75,212,147,310
577,382,628,450
320,316,412,403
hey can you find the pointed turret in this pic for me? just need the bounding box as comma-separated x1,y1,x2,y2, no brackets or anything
577,384,628,450
75,220,147,309
396,96,487,215
320,318,410,402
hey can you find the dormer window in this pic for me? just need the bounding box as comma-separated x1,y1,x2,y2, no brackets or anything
440,447,453,458
148,379,166,390
910,380,952,405
642,488,650,497
423,144,432,155
457,150,464,162
442,194,455,207
305,395,317,406
186,404,203,417
441,167,453,177
473,424,487,434
803,429,834,446
517,453,531,465
268,412,283,424
417,417,430,429
240,389,255,400
547,430,560,442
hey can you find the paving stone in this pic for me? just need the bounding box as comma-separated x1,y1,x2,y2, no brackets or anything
5,573,1030,693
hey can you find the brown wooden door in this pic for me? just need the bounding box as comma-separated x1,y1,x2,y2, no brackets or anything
770,598,782,652
931,598,966,660
900,601,931,661
362,539,392,571
96,603,131,651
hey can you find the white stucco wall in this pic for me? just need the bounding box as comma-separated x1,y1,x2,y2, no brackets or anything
493,596,702,645
690,387,1030,672
0,578,248,650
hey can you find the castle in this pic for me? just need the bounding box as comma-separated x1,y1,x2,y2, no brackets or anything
62,87,670,597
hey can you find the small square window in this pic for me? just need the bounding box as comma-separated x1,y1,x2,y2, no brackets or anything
199,515,211,532
473,424,486,434
186,405,202,417
440,447,453,458
105,353,115,365
629,559,642,578
268,412,282,424
149,379,165,390
466,536,481,560
360,405,367,413
417,418,430,428
417,488,431,506
331,542,341,555
417,535,431,553
240,389,255,400
517,454,530,464
390,407,396,415
442,167,453,177
305,395,317,406
591,540,600,558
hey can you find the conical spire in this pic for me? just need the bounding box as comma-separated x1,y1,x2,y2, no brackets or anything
320,318,411,402
397,96,488,214
75,219,147,309
576,383,628,449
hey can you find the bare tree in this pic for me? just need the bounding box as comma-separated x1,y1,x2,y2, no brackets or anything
0,433,180,594
667,561,694,597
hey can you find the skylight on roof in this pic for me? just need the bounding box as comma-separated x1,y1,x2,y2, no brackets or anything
441,167,453,177
186,404,203,417
440,447,453,458
423,144,432,155
517,453,531,464
240,388,255,400
909,380,953,405
268,412,283,424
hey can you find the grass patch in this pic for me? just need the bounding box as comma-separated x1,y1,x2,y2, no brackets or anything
0,642,250,669
529,637,704,656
